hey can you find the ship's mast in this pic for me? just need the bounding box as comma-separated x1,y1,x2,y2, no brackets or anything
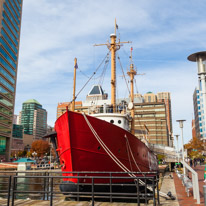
71,58,77,111
110,32,117,112
94,19,130,113
127,48,137,135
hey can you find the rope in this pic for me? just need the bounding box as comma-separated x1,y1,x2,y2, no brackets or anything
82,113,134,176
116,53,130,95
82,112,170,199
98,53,110,86
70,52,110,104
125,135,143,174
125,136,133,172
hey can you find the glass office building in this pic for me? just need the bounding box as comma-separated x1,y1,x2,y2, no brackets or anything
20,99,47,140
0,0,23,160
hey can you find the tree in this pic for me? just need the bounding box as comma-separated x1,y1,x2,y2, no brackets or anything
184,137,204,158
31,140,50,157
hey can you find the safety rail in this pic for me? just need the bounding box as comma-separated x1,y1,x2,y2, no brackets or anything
0,171,160,206
175,161,200,204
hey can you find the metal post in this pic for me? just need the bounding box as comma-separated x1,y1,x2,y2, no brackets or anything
144,176,147,204
7,176,11,206
11,176,16,206
176,120,186,175
152,177,156,206
92,177,94,206
203,185,206,206
47,172,49,200
43,172,46,200
137,178,140,206
50,144,52,170
77,172,79,201
156,173,160,205
109,173,112,202
175,135,180,163
50,177,53,206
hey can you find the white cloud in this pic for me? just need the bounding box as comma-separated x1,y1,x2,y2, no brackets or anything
15,0,206,145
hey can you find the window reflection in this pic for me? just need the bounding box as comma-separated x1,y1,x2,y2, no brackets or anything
0,125,11,133
0,67,15,84
0,105,12,116
0,76,14,92
0,96,13,107
0,115,12,124
0,136,6,155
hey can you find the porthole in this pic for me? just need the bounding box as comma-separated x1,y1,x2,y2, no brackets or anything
110,120,114,124
118,149,120,153
118,120,121,124
98,146,101,150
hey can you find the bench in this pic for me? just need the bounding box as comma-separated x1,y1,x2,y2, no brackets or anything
182,176,193,197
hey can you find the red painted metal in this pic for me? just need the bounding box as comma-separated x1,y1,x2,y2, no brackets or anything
55,110,158,183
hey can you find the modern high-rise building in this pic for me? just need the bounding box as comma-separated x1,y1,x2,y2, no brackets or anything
193,88,201,138
19,99,47,140
0,0,23,160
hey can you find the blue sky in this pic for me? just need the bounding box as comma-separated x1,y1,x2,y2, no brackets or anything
15,0,206,146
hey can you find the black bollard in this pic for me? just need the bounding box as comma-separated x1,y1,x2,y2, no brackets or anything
203,185,206,206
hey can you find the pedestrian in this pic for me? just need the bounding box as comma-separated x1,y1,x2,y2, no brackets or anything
193,158,196,167
204,164,206,183
190,159,193,167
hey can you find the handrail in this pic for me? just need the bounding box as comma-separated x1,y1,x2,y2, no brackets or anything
181,161,200,204
0,171,160,206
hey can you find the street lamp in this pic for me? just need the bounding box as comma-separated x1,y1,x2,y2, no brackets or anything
176,119,186,174
175,135,180,163
32,151,37,160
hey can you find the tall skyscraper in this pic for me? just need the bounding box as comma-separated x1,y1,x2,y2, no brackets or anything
193,88,201,138
20,99,47,140
0,0,23,160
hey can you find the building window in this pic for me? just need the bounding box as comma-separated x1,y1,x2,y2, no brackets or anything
0,136,6,155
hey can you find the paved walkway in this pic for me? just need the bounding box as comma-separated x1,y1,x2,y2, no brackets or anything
173,164,205,206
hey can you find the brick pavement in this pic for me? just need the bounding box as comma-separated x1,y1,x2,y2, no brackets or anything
173,164,205,206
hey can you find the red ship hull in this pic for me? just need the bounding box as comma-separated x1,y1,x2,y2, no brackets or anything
55,110,158,184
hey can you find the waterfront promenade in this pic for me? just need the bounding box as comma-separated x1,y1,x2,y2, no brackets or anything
173,164,205,206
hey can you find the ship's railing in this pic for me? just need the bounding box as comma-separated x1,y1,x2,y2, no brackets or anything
0,171,159,206
88,104,127,114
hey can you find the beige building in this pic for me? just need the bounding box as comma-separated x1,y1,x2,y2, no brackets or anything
133,91,173,146
23,134,34,151
134,102,169,146
157,92,172,139
143,92,157,103
56,87,173,147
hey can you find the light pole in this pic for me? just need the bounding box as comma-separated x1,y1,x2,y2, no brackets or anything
50,144,52,170
32,151,37,163
176,119,186,174
175,135,180,163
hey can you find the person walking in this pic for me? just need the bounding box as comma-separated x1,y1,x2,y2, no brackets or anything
204,164,206,183
190,159,193,167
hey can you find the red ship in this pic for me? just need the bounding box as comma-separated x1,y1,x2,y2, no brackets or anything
48,21,158,195
55,110,158,179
